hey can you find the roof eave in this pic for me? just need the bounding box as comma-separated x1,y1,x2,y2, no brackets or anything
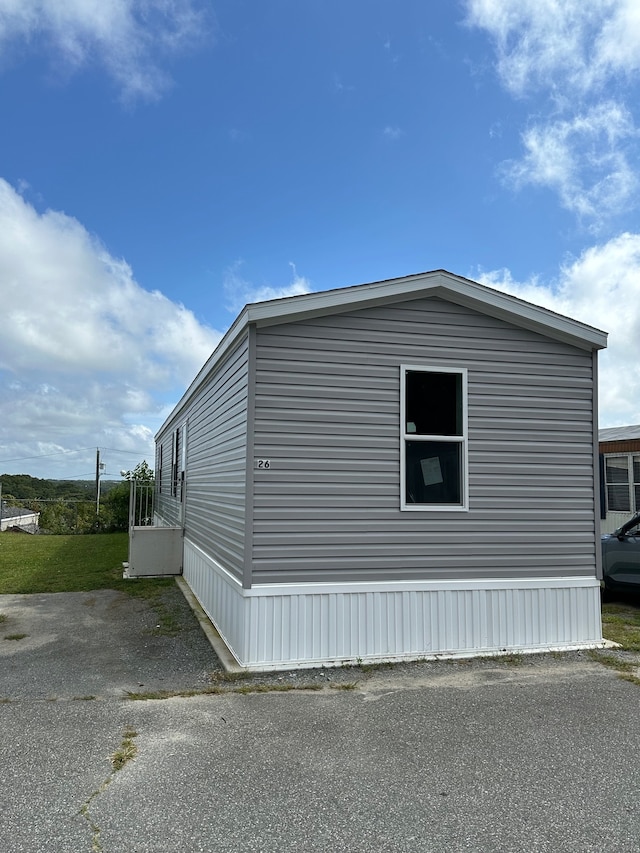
155,269,607,437
244,269,607,350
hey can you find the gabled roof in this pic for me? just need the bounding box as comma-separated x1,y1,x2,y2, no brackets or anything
231,267,606,347
159,269,608,436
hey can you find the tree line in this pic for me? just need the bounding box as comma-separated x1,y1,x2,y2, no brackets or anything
0,462,154,534
0,474,101,501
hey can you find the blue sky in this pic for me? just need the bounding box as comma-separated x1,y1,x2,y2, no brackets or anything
1,0,640,480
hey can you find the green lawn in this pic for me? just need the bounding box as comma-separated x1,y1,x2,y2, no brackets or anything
601,600,640,651
0,532,173,595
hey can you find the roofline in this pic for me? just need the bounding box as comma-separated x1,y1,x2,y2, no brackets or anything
598,424,640,441
157,269,608,437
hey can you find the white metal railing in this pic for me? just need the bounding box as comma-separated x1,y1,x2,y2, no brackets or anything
128,480,155,528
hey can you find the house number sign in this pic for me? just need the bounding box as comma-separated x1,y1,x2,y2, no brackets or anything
255,459,271,469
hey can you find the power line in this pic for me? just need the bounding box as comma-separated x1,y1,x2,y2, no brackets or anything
59,473,101,480
0,448,94,464
100,447,152,456
0,446,151,465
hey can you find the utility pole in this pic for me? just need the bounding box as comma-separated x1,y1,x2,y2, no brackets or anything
95,449,105,515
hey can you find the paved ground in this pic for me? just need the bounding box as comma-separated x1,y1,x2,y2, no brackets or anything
1,584,640,852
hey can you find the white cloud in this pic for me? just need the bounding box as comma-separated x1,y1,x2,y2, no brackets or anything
223,260,313,315
465,0,640,222
333,74,355,93
0,178,221,478
464,0,640,98
502,102,638,218
383,126,404,141
0,0,210,101
476,232,640,426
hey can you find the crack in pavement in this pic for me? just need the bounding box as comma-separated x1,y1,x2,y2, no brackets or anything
78,726,138,852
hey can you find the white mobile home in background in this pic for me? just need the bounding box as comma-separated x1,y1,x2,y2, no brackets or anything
152,270,607,670
0,502,40,533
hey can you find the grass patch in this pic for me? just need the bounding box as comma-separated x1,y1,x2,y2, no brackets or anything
0,614,7,624
111,726,138,771
126,682,325,701
0,532,173,598
588,651,636,673
499,653,523,666
146,606,182,638
329,682,358,690
209,670,251,683
619,672,640,686
232,683,323,694
601,602,640,650
126,687,224,700
3,633,27,641
589,650,640,686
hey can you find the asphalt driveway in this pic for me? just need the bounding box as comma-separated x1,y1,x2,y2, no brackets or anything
1,583,640,852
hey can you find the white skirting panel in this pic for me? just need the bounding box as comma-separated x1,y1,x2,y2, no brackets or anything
183,539,604,671
182,539,246,664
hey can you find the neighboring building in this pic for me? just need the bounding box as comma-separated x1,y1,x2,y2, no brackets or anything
0,502,40,533
150,270,607,670
599,424,640,533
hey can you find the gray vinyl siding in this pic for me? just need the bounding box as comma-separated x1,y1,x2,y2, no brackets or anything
155,335,250,582
183,335,249,582
250,296,598,584
155,433,180,526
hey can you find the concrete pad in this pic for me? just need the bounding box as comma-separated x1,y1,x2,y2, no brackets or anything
2,584,640,852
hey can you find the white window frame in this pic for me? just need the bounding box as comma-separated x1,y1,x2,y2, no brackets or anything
400,364,468,512
604,453,640,514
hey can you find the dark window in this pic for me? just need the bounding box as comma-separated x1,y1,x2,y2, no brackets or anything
401,367,467,510
171,429,180,498
405,371,463,436
605,456,631,512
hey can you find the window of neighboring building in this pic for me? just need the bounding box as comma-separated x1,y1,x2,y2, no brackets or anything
400,365,468,511
157,444,163,494
605,454,640,513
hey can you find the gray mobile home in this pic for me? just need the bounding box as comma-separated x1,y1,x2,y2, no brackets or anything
153,270,607,669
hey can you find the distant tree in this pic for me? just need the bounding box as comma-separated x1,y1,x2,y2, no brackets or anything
39,499,78,534
0,474,92,501
120,460,154,484
1,465,154,534
101,461,155,532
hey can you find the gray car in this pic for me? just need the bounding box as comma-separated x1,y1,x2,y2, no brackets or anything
601,512,640,591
